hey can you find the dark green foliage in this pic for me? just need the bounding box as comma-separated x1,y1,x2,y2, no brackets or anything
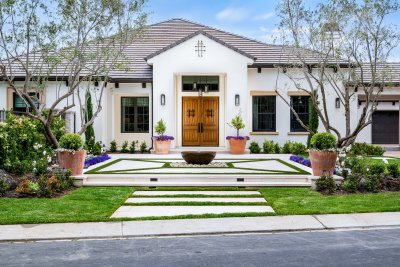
59,133,83,150
364,174,381,192
53,168,73,190
84,91,96,153
315,175,336,194
307,93,319,148
349,142,385,156
129,140,138,153
263,140,279,154
368,162,386,176
140,141,147,153
343,174,361,193
91,141,102,156
387,162,400,178
281,141,307,155
310,132,336,150
0,176,9,196
109,140,117,152
121,141,129,153
249,141,261,153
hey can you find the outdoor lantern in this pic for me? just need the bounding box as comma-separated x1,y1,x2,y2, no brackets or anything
235,94,240,106
193,82,197,90
204,85,209,93
161,94,166,106
335,97,340,108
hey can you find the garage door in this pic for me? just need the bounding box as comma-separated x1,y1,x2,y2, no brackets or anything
372,111,399,144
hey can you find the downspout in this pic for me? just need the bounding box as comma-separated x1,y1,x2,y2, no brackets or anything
148,81,154,152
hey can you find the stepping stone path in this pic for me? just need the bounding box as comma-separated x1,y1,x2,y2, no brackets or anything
111,190,275,219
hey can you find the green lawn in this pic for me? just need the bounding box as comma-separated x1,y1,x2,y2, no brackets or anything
1,186,400,224
0,187,133,225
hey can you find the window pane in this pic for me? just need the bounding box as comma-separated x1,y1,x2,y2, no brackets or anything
182,76,219,92
290,96,310,132
121,97,149,133
252,96,276,132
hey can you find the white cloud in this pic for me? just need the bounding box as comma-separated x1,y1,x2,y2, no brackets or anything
216,7,249,22
254,12,275,21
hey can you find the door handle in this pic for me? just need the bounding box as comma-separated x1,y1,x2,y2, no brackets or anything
197,122,204,133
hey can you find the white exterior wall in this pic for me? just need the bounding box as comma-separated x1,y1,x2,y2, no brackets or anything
247,67,360,145
107,82,152,149
148,33,253,148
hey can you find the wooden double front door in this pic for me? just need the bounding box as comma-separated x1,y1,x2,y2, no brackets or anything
182,97,219,146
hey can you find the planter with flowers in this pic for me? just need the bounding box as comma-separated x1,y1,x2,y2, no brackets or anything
309,132,338,176
57,133,86,176
153,119,174,154
226,113,249,154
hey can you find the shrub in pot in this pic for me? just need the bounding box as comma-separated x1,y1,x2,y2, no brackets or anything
153,119,174,154
309,132,337,176
226,113,249,154
57,133,86,176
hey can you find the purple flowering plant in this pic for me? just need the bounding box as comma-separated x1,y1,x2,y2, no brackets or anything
226,112,249,140
84,154,111,169
153,119,174,141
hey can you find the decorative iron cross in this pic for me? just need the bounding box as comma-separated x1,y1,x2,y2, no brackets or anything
195,40,206,57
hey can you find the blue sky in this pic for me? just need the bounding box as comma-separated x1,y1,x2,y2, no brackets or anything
144,0,400,61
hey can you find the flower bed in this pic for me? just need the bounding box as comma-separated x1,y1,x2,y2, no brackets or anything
225,136,249,140
289,155,311,167
84,154,111,169
152,135,174,141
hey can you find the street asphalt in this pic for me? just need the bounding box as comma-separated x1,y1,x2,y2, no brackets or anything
1,228,399,267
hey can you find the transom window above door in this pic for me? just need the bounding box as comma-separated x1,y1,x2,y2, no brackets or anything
182,76,219,92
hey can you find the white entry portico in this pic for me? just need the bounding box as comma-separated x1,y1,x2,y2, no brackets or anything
146,31,254,148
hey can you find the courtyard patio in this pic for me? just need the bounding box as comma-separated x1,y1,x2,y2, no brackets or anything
79,153,316,187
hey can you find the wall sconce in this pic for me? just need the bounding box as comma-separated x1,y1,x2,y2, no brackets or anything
335,97,340,108
235,94,240,106
115,82,119,88
94,81,99,87
160,94,166,106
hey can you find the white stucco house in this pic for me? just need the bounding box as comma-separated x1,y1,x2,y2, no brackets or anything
1,18,400,150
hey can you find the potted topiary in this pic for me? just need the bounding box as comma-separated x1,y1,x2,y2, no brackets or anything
153,119,174,154
226,113,249,154
309,132,338,176
57,133,86,176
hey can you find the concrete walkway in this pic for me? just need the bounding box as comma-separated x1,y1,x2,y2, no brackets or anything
1,212,400,242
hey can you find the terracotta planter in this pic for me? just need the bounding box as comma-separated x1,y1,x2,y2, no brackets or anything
57,150,86,176
228,138,247,154
309,150,338,176
153,140,171,154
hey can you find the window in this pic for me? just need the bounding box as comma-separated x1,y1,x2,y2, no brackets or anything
182,76,219,92
13,92,40,113
290,96,310,132
252,96,276,132
121,97,149,133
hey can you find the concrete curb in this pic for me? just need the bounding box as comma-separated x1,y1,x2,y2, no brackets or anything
1,212,399,242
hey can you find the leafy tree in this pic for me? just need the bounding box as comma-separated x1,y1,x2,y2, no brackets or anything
276,0,400,147
0,0,147,148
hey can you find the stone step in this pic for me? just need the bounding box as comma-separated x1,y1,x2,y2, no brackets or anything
126,197,267,203
111,205,275,218
82,181,311,187
132,191,260,196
